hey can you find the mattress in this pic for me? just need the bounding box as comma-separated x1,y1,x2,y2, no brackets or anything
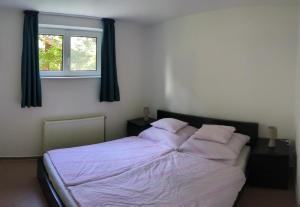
234,146,250,171
44,154,78,207
44,145,250,207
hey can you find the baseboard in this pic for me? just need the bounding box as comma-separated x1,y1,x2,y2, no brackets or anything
0,155,42,160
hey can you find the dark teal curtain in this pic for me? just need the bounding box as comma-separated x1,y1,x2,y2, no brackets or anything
21,10,42,108
100,18,120,102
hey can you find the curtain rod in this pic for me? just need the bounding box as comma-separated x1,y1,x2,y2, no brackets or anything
39,11,104,20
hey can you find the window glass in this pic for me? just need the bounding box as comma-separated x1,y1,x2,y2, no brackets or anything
71,37,97,71
39,35,63,71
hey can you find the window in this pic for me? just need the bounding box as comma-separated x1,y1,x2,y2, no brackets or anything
39,25,101,78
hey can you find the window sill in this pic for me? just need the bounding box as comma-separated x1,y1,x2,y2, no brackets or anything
41,76,101,79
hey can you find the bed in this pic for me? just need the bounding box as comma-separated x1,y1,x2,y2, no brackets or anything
37,110,258,207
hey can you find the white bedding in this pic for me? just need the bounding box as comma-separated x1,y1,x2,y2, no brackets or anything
45,147,250,207
44,139,250,207
69,151,246,207
46,136,172,186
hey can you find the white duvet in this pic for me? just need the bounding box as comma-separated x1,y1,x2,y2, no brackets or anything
46,137,172,186
68,151,246,207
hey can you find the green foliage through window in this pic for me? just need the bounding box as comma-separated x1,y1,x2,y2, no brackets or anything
39,35,63,71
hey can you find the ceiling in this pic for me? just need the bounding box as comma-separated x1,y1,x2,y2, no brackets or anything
0,0,296,24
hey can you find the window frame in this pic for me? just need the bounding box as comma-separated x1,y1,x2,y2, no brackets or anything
39,25,102,78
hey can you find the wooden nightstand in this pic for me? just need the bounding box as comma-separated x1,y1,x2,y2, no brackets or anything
248,138,292,189
127,117,156,136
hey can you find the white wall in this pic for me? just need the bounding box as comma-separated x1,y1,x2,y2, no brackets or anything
0,9,147,157
0,5,298,157
145,5,297,138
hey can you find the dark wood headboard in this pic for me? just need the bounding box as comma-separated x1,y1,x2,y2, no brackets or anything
157,110,259,147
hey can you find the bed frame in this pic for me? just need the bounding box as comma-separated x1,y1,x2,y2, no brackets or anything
37,110,259,207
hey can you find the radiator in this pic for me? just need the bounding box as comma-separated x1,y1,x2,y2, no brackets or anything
42,115,105,152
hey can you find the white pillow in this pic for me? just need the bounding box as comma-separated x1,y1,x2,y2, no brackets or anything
179,133,250,160
151,118,188,133
193,124,236,144
139,125,197,149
